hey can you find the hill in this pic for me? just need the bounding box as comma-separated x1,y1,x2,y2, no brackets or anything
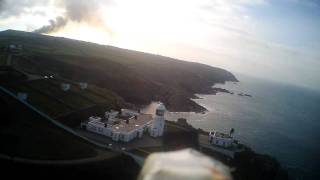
1,75,123,127
0,29,237,112
0,88,98,160
0,86,141,179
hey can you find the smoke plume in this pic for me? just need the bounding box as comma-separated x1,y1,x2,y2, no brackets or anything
33,16,67,34
32,0,113,34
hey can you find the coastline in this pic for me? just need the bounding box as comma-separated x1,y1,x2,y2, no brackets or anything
167,119,289,180
184,82,238,113
167,75,320,180
168,80,238,113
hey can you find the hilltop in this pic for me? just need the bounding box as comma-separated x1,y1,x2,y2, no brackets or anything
0,29,237,112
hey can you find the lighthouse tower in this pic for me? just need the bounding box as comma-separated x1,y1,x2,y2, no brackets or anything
150,103,166,137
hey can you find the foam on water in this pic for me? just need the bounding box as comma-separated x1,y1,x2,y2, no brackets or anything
166,74,320,180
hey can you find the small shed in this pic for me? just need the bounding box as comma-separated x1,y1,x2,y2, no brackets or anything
79,82,88,89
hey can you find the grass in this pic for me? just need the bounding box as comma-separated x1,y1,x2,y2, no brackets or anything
2,78,119,119
0,54,6,65
50,79,117,105
4,83,72,117
0,90,98,160
72,88,109,104
1,30,238,113
86,84,118,103
0,153,140,180
61,93,93,108
28,80,95,109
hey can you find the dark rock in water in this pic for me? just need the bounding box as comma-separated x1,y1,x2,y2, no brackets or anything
212,87,234,95
238,92,252,97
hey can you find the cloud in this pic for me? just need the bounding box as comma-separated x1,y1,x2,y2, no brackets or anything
286,0,320,8
117,0,319,90
0,0,48,18
64,0,101,22
0,0,319,90
0,0,113,34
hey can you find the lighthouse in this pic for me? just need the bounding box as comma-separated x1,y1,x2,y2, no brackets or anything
150,102,166,137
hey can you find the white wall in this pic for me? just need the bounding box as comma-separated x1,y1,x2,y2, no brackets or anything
209,136,233,148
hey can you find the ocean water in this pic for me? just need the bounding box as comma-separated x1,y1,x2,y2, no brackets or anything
166,74,320,180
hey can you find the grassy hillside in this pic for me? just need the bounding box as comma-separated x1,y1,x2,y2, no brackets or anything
0,29,237,112
1,77,122,127
0,90,140,179
0,90,99,160
0,154,140,180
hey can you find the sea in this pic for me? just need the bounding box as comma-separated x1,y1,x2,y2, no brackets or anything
165,74,320,180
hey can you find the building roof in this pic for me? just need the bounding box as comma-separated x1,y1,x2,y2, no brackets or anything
210,131,232,139
157,103,166,111
112,114,153,133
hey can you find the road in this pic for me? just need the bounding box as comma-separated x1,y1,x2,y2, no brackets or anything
0,86,147,165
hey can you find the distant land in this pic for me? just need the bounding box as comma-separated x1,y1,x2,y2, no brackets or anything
0,29,237,112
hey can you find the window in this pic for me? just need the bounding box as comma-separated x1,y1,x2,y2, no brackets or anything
156,109,164,116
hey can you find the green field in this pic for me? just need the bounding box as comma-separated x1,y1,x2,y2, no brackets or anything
0,30,237,112
0,90,98,160
0,54,6,65
4,83,72,117
2,78,119,119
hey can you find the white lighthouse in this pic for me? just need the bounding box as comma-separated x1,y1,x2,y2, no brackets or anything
150,102,166,137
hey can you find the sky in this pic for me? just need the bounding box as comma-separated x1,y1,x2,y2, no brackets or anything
0,0,319,91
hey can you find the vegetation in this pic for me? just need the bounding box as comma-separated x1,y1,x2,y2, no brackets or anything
0,30,290,180
1,78,121,121
0,153,140,180
163,122,199,150
200,147,289,180
0,29,237,112
0,90,98,160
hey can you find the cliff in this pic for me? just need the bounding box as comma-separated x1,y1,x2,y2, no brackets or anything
172,120,289,180
0,29,237,112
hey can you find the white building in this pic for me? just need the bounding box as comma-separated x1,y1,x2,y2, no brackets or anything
79,82,88,89
61,83,71,91
8,44,22,53
149,103,166,137
84,102,166,142
209,130,234,148
105,110,119,119
121,109,139,117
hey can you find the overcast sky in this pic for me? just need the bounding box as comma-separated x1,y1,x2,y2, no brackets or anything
1,0,319,91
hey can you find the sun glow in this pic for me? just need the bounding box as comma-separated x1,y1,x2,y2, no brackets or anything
52,22,113,45
51,0,210,57
35,0,320,90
